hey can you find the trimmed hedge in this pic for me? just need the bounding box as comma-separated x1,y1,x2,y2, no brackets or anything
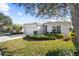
49,36,56,40
24,33,64,40
45,34,64,39
24,35,56,40
55,34,64,39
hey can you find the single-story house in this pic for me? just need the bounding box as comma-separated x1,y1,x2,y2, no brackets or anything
23,21,72,35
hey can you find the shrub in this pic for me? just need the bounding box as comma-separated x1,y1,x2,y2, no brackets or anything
11,24,22,34
26,35,30,38
71,33,76,39
30,35,40,40
40,36,50,40
64,32,76,41
49,36,56,40
46,48,76,56
33,31,38,35
24,34,64,40
64,35,72,41
26,35,41,40
30,36,50,40
45,34,64,39
24,35,56,40
64,37,71,41
71,33,75,36
55,34,64,39
44,32,49,35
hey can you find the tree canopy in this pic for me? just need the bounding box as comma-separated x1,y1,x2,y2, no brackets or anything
0,13,13,26
16,3,71,20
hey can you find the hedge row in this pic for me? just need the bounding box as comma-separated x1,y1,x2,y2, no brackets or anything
24,33,76,41
24,35,56,40
45,34,64,39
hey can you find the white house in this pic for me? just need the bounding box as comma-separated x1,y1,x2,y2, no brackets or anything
23,21,72,35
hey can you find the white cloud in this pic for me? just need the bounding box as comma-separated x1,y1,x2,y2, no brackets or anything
17,12,23,16
0,3,10,12
0,3,10,16
3,12,10,15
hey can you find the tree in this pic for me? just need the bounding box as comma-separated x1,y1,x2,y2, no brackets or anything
69,4,79,49
11,24,22,34
0,13,13,25
16,3,79,49
0,13,13,32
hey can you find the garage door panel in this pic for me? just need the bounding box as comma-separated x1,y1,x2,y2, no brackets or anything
24,27,37,35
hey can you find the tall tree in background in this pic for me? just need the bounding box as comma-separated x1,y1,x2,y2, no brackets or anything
12,24,22,33
0,13,13,25
0,13,13,32
16,3,79,49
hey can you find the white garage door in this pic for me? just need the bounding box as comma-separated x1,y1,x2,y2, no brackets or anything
24,27,37,35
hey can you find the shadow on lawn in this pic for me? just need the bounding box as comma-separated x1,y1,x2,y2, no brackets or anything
45,49,79,56
0,47,14,56
0,48,7,56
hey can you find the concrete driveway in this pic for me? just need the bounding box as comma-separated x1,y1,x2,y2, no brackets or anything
0,34,25,42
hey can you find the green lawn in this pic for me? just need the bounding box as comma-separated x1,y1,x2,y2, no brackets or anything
0,39,76,56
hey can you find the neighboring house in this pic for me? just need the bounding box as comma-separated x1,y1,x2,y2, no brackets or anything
23,21,72,35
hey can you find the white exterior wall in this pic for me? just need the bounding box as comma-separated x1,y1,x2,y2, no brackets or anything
47,25,52,33
37,26,47,34
61,25,70,35
46,22,72,35
23,21,72,35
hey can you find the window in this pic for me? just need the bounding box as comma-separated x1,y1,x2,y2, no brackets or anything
52,26,61,34
57,26,61,34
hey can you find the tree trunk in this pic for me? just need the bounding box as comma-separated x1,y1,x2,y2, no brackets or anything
70,4,79,49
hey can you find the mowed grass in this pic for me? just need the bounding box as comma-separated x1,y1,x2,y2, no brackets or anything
0,39,76,56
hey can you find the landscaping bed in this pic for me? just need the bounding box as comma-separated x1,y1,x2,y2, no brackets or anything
23,35,56,41
24,33,75,41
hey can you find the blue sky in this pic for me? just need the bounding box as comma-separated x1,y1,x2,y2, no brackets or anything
0,3,41,24
0,3,71,24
